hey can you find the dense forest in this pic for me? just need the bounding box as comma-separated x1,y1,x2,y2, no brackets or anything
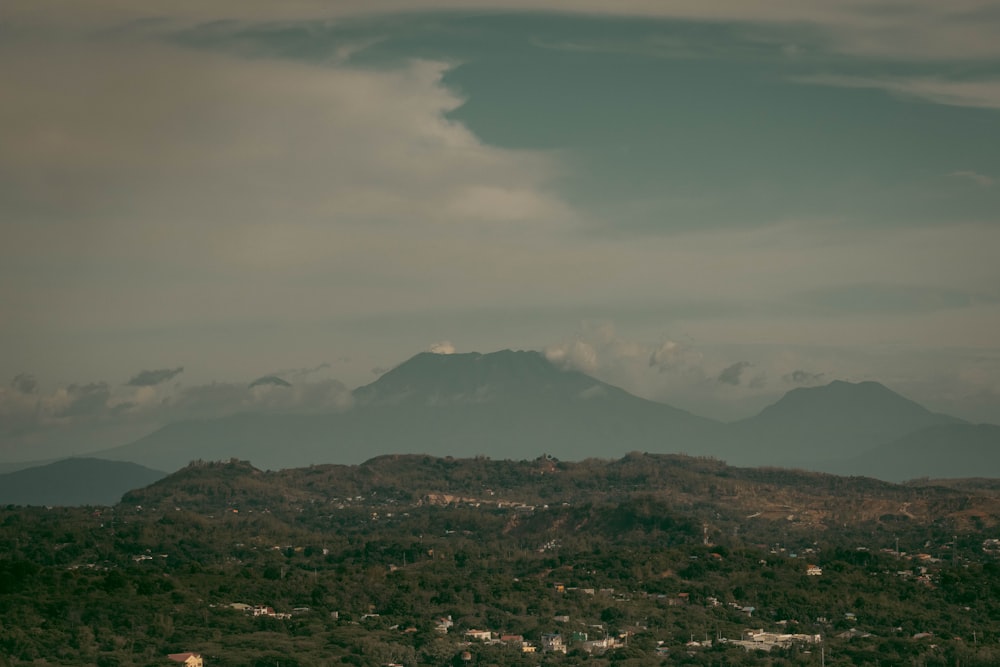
3,454,1000,666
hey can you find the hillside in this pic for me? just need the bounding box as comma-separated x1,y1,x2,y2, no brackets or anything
0,457,166,506
123,453,1000,536
6,453,1000,666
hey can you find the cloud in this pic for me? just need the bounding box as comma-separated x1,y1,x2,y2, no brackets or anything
0,30,577,346
126,366,184,386
648,340,700,373
717,361,751,386
0,36,569,232
545,339,599,374
0,380,116,440
429,341,457,355
784,369,825,385
546,322,704,388
7,0,1000,60
0,372,354,456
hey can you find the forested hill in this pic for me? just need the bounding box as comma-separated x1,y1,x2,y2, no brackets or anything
7,453,1000,666
123,453,1000,536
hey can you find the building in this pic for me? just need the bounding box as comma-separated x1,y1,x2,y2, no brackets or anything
541,633,567,653
167,653,203,667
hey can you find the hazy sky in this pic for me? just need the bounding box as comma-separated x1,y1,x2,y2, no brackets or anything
2,1,1000,461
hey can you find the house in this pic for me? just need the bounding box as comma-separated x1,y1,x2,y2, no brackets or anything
167,653,203,667
541,633,567,653
806,564,822,576
464,629,492,642
581,637,617,654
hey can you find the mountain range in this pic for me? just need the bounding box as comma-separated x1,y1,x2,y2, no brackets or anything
32,349,1000,484
0,457,166,506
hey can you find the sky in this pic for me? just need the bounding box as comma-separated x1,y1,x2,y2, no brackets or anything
2,1,1000,462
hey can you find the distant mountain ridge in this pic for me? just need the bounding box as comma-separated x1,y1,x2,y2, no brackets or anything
720,379,964,468
832,423,1000,482
0,458,166,506
97,350,719,471
89,349,998,480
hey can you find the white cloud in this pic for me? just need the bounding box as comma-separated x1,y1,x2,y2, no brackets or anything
545,339,600,374
0,32,578,347
0,39,568,233
429,341,457,354
545,322,707,400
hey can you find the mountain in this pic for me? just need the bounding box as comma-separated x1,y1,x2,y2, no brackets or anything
90,351,991,479
0,458,167,506
97,350,722,472
831,423,1000,482
720,380,964,471
354,349,620,406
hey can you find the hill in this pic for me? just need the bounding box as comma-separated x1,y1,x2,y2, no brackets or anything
7,453,1000,666
122,453,1000,536
0,457,167,506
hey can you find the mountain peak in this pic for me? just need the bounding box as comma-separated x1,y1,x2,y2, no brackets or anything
725,379,964,466
353,349,602,406
767,379,930,415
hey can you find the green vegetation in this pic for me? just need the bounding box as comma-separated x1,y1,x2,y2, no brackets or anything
3,454,1000,666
